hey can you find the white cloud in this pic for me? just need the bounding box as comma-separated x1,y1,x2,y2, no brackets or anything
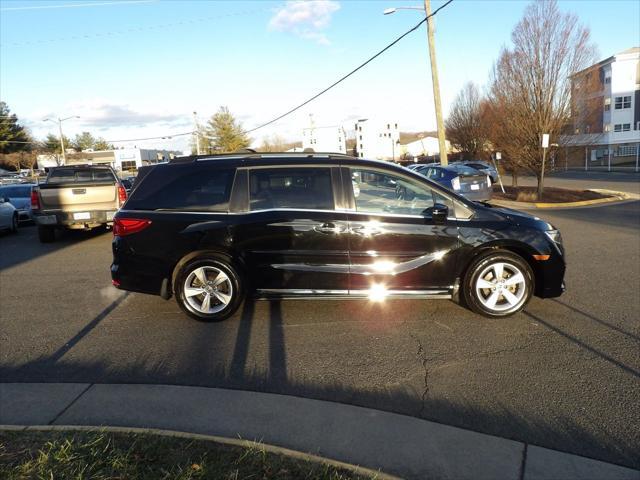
269,0,340,45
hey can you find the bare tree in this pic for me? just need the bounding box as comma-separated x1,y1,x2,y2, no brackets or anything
259,134,289,152
445,82,488,160
488,0,596,197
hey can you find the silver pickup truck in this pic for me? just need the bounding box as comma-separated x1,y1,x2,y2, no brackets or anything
31,165,127,243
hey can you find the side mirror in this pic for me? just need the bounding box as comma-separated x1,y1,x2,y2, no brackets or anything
424,203,448,224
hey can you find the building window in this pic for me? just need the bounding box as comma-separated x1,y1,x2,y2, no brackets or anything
613,124,631,132
121,160,137,170
359,144,362,149
604,98,611,111
394,123,398,129
359,135,362,140
615,96,631,109
604,124,611,132
617,145,637,156
604,76,611,84
387,124,390,130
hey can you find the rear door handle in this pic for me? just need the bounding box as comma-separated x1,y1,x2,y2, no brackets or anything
350,225,382,236
314,222,345,234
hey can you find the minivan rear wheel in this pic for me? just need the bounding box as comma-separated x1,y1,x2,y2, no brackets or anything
175,256,243,322
463,250,533,318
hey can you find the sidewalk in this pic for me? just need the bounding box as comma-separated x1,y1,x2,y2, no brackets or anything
1,383,638,480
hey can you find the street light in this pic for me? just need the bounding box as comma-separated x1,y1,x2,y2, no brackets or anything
43,115,80,164
384,1,448,166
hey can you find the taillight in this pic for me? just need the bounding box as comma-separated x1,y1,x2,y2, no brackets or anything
113,218,151,236
451,176,461,191
118,185,127,206
30,190,40,210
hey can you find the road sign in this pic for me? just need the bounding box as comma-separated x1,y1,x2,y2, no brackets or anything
542,134,550,149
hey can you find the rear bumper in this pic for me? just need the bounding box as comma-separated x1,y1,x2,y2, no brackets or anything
460,189,492,202
33,209,117,227
111,236,170,296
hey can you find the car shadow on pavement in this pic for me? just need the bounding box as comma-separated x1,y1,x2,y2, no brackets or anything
0,225,111,272
2,298,639,471
551,299,640,343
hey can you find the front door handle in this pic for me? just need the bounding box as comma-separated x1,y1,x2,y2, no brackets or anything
314,222,345,234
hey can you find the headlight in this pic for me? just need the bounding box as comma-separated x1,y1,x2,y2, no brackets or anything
545,229,563,245
451,176,461,191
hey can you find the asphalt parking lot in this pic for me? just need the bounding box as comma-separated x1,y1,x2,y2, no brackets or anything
1,174,639,470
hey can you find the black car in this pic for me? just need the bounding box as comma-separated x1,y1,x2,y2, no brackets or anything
111,153,565,321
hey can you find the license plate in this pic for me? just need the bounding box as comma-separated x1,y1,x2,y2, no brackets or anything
38,215,57,225
73,212,91,220
470,184,480,190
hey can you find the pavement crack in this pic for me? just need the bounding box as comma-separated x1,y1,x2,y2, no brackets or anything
409,333,431,417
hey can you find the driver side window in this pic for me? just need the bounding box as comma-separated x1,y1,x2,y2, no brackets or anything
350,168,445,216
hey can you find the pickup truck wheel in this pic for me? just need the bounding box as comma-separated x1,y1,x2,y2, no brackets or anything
37,226,55,243
175,256,243,322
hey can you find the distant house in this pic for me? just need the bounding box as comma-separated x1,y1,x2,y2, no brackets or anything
561,47,640,170
400,137,451,160
302,125,346,154
37,147,182,172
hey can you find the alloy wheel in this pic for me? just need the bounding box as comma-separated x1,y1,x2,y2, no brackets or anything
475,261,527,313
183,266,233,315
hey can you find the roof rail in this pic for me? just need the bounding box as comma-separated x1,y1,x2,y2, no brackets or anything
169,151,358,163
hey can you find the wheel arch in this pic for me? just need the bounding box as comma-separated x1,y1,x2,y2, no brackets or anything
460,240,540,295
170,248,245,296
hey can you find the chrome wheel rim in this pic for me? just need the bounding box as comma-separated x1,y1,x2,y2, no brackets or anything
183,266,233,315
475,261,527,313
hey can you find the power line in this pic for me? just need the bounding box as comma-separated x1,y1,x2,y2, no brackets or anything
1,0,155,12
2,8,267,47
105,131,193,142
245,0,454,134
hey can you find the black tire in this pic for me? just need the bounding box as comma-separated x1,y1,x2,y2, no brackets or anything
10,214,18,234
463,250,533,318
37,226,55,243
174,255,244,322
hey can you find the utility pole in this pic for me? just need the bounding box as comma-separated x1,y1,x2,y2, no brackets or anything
424,0,448,166
43,115,78,165
193,111,201,155
57,119,67,164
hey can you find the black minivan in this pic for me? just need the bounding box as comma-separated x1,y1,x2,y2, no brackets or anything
111,153,565,321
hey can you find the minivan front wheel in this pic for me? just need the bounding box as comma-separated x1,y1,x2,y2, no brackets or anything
463,251,533,317
175,257,243,321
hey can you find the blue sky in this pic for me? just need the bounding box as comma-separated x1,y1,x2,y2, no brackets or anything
1,0,638,152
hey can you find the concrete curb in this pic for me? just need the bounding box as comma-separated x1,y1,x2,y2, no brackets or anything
1,383,639,480
491,189,634,210
2,424,397,480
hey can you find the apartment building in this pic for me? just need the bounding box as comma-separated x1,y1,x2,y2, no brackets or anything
354,119,400,161
562,47,640,170
302,125,346,154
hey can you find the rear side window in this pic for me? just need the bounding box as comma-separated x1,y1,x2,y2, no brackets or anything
249,167,334,211
126,164,234,212
47,168,116,184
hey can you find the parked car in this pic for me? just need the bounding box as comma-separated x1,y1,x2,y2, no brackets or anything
417,164,493,201
0,195,18,234
111,153,566,322
0,183,37,222
31,165,127,243
453,161,499,183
